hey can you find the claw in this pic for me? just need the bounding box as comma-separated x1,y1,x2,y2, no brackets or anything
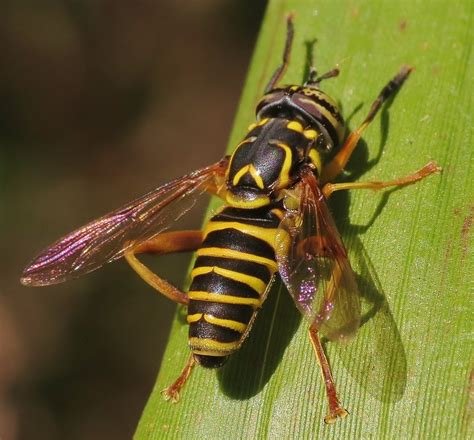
324,407,349,424
162,387,180,403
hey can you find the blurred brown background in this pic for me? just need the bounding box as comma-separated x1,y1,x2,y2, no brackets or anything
0,1,266,438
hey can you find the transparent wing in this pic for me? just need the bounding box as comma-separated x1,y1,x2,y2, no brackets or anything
21,159,228,286
345,238,407,401
275,167,361,341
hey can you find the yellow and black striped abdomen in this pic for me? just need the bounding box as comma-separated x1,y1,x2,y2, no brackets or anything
187,205,284,367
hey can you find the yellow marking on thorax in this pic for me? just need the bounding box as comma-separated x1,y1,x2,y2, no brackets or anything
196,247,278,272
270,208,285,220
188,290,261,306
203,221,279,249
248,164,264,189
248,117,270,132
236,137,256,148
304,129,318,140
191,266,267,294
232,166,249,186
287,120,303,132
288,120,318,142
274,142,293,188
232,164,264,190
308,149,323,175
226,192,271,209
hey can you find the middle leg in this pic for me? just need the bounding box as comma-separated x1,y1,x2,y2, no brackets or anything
309,325,348,424
322,160,441,198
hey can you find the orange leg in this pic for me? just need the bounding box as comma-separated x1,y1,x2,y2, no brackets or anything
321,66,413,183
309,325,348,424
124,230,203,304
162,353,197,403
125,230,204,400
322,160,441,198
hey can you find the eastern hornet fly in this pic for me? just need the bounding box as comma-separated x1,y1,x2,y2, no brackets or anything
21,16,441,423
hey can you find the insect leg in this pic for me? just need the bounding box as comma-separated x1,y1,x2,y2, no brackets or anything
322,160,441,198
321,66,413,183
264,14,295,93
124,230,204,305
309,325,348,424
162,353,196,402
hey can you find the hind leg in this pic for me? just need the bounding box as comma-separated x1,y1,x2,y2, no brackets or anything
124,230,203,304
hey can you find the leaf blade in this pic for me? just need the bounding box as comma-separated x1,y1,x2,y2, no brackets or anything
135,1,473,438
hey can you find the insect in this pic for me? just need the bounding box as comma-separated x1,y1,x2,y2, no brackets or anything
21,16,440,423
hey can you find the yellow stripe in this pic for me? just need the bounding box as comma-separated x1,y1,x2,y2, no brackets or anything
275,142,293,188
186,313,247,333
188,290,261,306
203,315,247,333
304,129,318,140
226,192,271,209
192,349,228,356
232,164,264,190
287,120,303,132
191,265,266,293
299,97,339,131
232,165,249,186
196,247,278,272
234,137,256,149
248,164,264,189
203,221,278,249
187,313,202,324
308,149,322,175
301,88,339,109
270,208,285,220
248,117,270,132
189,337,239,355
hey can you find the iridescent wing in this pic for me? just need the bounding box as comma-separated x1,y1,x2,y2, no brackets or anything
21,159,228,286
275,167,361,341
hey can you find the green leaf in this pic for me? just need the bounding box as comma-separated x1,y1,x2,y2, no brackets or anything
135,0,473,438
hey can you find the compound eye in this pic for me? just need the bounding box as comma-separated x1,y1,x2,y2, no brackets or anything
316,133,333,153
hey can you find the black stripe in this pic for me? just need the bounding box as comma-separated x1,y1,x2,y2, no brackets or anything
202,228,275,260
312,95,344,124
194,256,272,284
189,321,241,342
188,300,254,324
317,112,341,148
228,142,255,177
212,206,282,228
190,272,260,299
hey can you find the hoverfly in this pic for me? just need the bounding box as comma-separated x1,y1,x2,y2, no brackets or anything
21,16,440,423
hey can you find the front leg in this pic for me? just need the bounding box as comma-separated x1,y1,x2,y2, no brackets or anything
321,66,413,183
